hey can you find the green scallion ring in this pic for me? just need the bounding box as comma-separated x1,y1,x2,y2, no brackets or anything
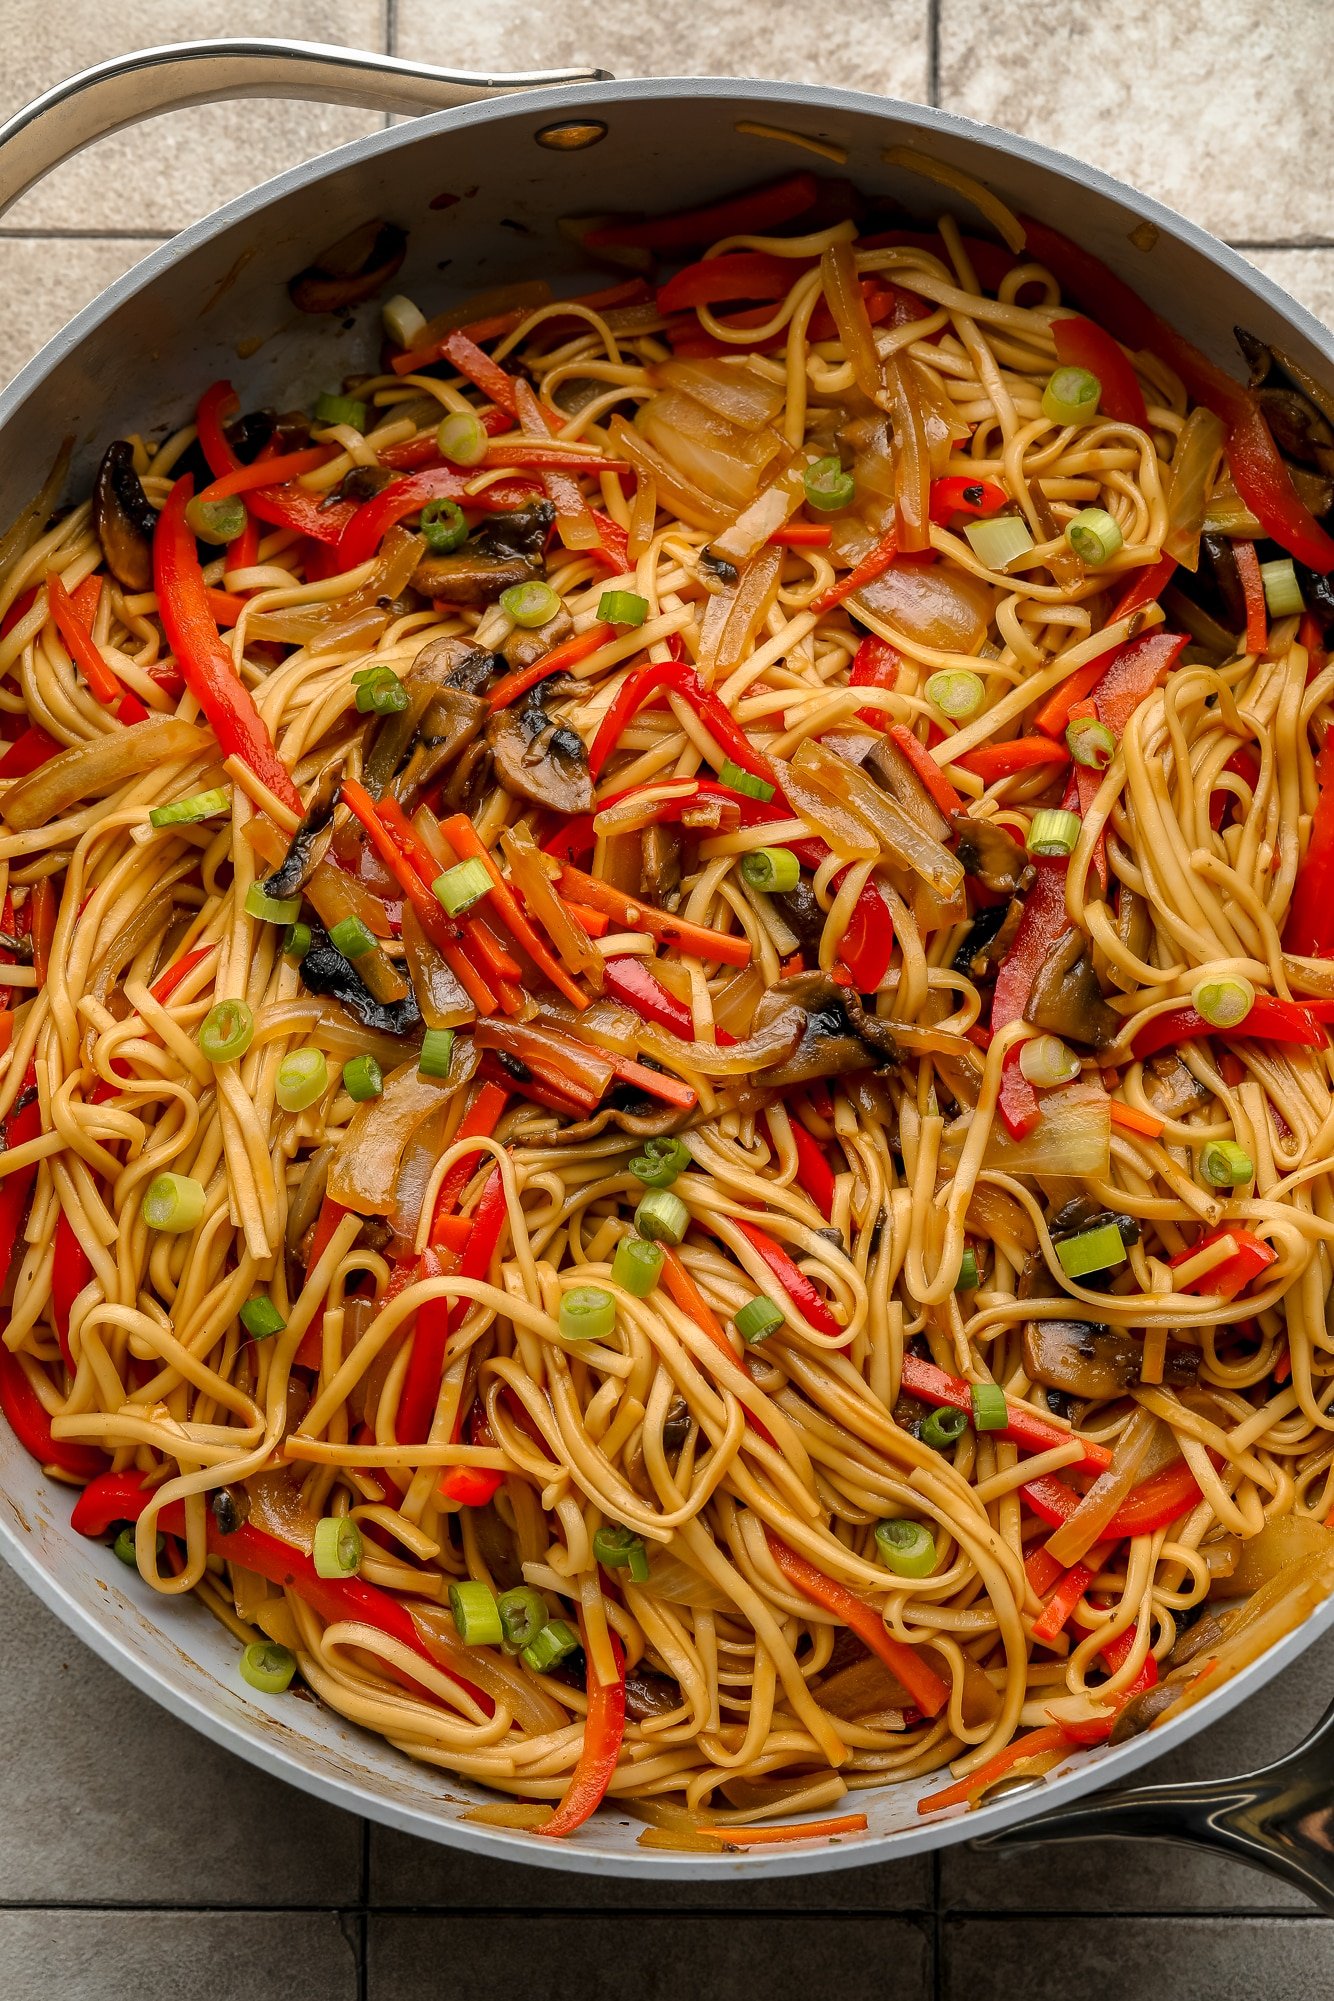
275,1048,328,1113
353,667,410,715
593,1524,650,1583
1066,507,1124,566
149,787,230,829
500,580,562,629
382,292,427,349
113,1527,139,1566
611,1236,664,1297
436,410,490,466
740,846,801,894
629,1135,691,1188
239,1640,297,1694
312,1514,363,1579
735,1295,784,1344
634,1188,689,1245
921,1406,969,1452
314,391,367,432
1042,365,1100,427
418,1028,455,1079
1018,1034,1081,1089
1055,1221,1128,1280
956,1249,979,1292
717,758,775,802
874,1518,937,1578
239,1295,286,1339
342,1053,383,1102
197,998,255,1065
1190,974,1254,1030
1026,808,1082,858
1066,715,1117,770
559,1286,617,1343
185,495,247,545
449,1578,503,1646
420,498,468,555
433,859,492,917
803,456,856,512
141,1172,206,1234
1199,1140,1254,1188
328,914,376,960
598,588,649,627
283,922,312,963
521,1618,580,1674
963,514,1036,572
1260,557,1304,617
925,669,985,720
497,1585,549,1654
244,883,302,927
970,1382,1008,1432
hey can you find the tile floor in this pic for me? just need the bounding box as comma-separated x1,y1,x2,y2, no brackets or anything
2,3,1333,1994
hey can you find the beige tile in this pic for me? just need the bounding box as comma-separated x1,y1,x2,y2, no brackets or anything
937,0,1334,244
395,0,931,102
0,235,164,387
1242,248,1334,335
0,3,387,232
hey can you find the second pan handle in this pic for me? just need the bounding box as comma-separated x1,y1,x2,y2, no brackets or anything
0,39,612,222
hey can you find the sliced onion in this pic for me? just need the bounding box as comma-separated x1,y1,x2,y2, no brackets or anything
3,717,213,831
609,415,729,530
253,1000,416,1071
1163,408,1227,571
1212,1514,1334,1598
635,1004,805,1078
328,1059,463,1213
955,1079,1111,1179
820,239,883,402
711,965,764,1036
707,458,808,567
885,352,932,551
656,357,786,428
636,390,781,511
411,1603,570,1735
500,822,605,983
790,739,963,896
387,1101,452,1257
700,545,784,674
1045,1409,1162,1567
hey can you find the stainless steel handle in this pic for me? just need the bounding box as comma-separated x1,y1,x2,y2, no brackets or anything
973,1698,1334,1914
0,39,611,221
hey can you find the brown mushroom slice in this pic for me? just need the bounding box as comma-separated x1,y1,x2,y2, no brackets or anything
1027,930,1120,1048
1256,386,1334,475
486,707,593,813
1022,1319,1199,1400
752,970,898,1088
1144,1051,1209,1120
641,821,682,902
501,606,574,671
536,1098,693,1144
410,551,539,604
952,813,1028,895
392,689,491,807
624,1665,685,1721
93,440,158,591
863,734,952,841
289,220,407,313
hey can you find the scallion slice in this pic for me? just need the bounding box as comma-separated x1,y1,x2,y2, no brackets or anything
970,1382,1008,1432
244,883,302,926
735,1294,784,1344
803,456,855,512
925,669,985,720
433,859,492,916
956,1249,979,1292
342,1053,383,1102
449,1578,503,1646
921,1406,968,1451
500,580,562,628
1055,1221,1128,1280
314,391,367,432
313,1514,363,1578
497,1585,549,1654
635,1188,689,1245
598,589,650,627
1042,365,1100,426
382,292,427,349
1260,558,1304,618
1191,974,1254,1029
874,1518,937,1578
328,914,376,960
558,1286,617,1342
418,1028,455,1079
1066,507,1124,566
283,922,312,963
240,1295,286,1339
963,515,1035,572
718,758,775,801
198,998,255,1065
629,1136,690,1188
420,498,468,554
1200,1140,1254,1187
521,1618,580,1674
611,1236,663,1297
1019,1034,1081,1088
149,787,231,829
275,1048,328,1113
113,1527,139,1567
239,1640,297,1694
1066,715,1117,769
1026,808,1082,857
436,409,489,466
141,1173,205,1234
740,846,800,893
185,495,247,545
353,666,410,715
593,1524,650,1583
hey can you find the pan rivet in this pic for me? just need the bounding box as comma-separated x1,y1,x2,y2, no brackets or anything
535,120,608,151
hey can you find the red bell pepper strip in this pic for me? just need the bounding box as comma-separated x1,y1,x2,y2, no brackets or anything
1169,1226,1278,1299
153,479,301,813
587,173,819,251
1111,552,1178,624
1023,1455,1202,1540
810,528,899,614
1033,655,1111,739
491,624,615,716
656,250,810,314
1209,746,1260,832
483,444,629,474
538,1623,626,1839
990,857,1071,1139
0,726,59,778
198,446,335,503
736,1221,840,1336
773,1108,837,1220
958,736,1070,784
52,1209,93,1373
840,876,895,992
438,1465,505,1507
1132,991,1325,1061
1087,630,1189,734
555,862,752,967
48,574,148,722
928,476,1009,524
1234,539,1268,655
899,1352,1112,1475
430,1082,509,1227
886,724,963,815
1029,1551,1104,1643
764,1529,949,1717
1052,315,1148,428
849,635,900,726
769,523,832,547
439,331,520,416
149,945,213,1005
588,653,778,790
1285,728,1334,955
0,1340,105,1478
438,812,588,1012
601,957,697,1040
1022,215,1334,574
398,1166,509,1446
336,466,473,571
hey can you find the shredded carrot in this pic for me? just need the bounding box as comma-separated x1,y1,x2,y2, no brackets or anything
1109,1100,1164,1139
917,1725,1071,1815
711,1814,868,1846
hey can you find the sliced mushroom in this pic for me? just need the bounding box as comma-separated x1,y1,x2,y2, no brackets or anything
339,464,397,503
1049,1196,1140,1248
1108,1678,1186,1744
393,689,491,809
298,919,421,1037
1236,325,1334,428
441,735,493,816
771,879,827,954
1256,386,1334,476
363,635,496,798
536,1097,693,1144
641,821,682,902
501,605,573,671
486,705,593,813
93,441,157,591
1022,1319,1198,1400
952,898,1021,981
1144,1051,1209,1120
411,550,540,604
752,971,898,1088
864,735,951,840
624,1665,684,1721
474,499,555,566
661,1394,692,1452
1027,930,1120,1048
289,220,407,314
953,814,1028,895
264,767,339,900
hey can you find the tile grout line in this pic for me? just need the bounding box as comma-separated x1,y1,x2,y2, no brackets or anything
927,0,941,109
931,1848,943,2000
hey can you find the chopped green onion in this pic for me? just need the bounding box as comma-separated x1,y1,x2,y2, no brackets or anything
635,1188,690,1245
874,1518,937,1578
314,391,367,432
803,456,855,512
598,589,649,627
240,1295,286,1339
1042,365,1100,427
244,883,302,926
239,1640,297,1694
970,1382,1008,1432
313,1514,363,1578
342,1053,383,1102
558,1286,617,1342
420,498,468,555
433,859,492,916
1260,558,1304,617
141,1173,205,1234
957,1249,979,1291
436,409,489,466
113,1527,138,1566
963,515,1036,572
629,1135,691,1188
1200,1140,1254,1188
921,1406,969,1451
925,669,985,720
418,1027,455,1079
593,1524,650,1583
1055,1221,1128,1280
741,846,801,893
185,494,247,545
718,758,775,801
1066,715,1117,770
1191,974,1254,1029
198,998,254,1065
612,1236,664,1297
382,292,427,349
1019,1034,1081,1089
1066,507,1124,566
521,1617,580,1674
149,787,231,829
1026,808,1082,857
449,1578,503,1646
275,1048,328,1113
497,1585,549,1653
328,914,376,960
283,922,312,963
735,1294,784,1344
353,666,410,715
500,580,562,628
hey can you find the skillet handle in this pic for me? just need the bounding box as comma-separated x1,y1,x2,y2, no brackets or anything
971,1697,1334,1915
0,38,612,221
